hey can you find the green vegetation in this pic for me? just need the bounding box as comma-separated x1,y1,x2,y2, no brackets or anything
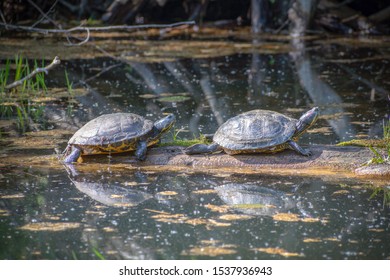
160,128,211,147
92,247,105,260
0,55,50,133
337,119,390,166
384,119,390,139
64,69,76,116
366,120,389,165
370,186,390,207
336,138,389,148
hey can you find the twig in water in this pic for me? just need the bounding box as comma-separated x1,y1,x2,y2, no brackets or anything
0,20,196,45
0,21,196,34
5,56,61,90
65,27,90,46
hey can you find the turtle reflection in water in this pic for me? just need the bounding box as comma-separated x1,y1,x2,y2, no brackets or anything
63,113,175,163
73,180,152,207
185,107,319,156
215,183,296,216
66,166,152,207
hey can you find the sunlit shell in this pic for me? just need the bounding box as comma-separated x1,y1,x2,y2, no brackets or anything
214,110,296,151
69,113,154,146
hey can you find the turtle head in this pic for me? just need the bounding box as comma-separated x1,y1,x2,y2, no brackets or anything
295,107,319,138
154,114,176,134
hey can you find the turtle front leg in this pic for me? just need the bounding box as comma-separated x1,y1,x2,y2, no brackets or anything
63,146,82,163
135,141,148,161
287,140,312,156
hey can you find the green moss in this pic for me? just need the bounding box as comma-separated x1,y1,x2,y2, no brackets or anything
336,139,389,148
337,120,390,166
160,132,211,147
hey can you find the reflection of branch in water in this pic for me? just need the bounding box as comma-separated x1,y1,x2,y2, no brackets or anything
335,63,389,98
290,40,355,140
78,63,123,85
189,103,205,136
200,76,225,126
163,61,200,101
128,62,167,95
187,60,230,135
247,52,266,104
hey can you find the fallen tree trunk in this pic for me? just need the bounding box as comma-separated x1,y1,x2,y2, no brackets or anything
6,138,388,178
81,144,390,178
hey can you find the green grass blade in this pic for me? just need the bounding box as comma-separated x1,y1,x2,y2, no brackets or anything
92,248,105,260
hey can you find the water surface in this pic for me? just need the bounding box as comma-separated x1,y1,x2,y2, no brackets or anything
0,33,389,259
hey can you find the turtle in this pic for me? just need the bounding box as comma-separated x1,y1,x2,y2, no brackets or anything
185,107,319,156
63,113,175,163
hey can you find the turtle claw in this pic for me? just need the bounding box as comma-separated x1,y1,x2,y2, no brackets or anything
287,140,313,156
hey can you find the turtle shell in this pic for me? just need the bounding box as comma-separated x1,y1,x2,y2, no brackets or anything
69,113,154,147
213,110,297,152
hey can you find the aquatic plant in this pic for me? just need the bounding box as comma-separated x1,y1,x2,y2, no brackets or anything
384,118,390,140
369,186,390,208
338,119,390,166
159,127,211,147
64,69,75,116
92,247,105,260
366,119,390,165
0,55,50,133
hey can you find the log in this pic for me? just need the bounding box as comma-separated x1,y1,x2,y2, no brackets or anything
74,144,390,179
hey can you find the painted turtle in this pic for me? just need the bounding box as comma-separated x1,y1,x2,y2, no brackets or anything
63,113,175,163
185,107,318,156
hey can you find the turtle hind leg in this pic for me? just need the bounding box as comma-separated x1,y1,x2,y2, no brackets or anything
185,143,223,155
287,140,312,156
135,141,148,161
63,146,82,163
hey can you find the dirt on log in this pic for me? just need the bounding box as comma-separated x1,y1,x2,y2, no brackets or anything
79,144,390,178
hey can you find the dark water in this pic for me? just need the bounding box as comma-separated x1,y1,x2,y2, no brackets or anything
1,167,389,259
0,35,389,259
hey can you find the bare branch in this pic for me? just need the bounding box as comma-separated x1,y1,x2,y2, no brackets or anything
65,27,90,46
0,21,196,34
5,56,61,90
